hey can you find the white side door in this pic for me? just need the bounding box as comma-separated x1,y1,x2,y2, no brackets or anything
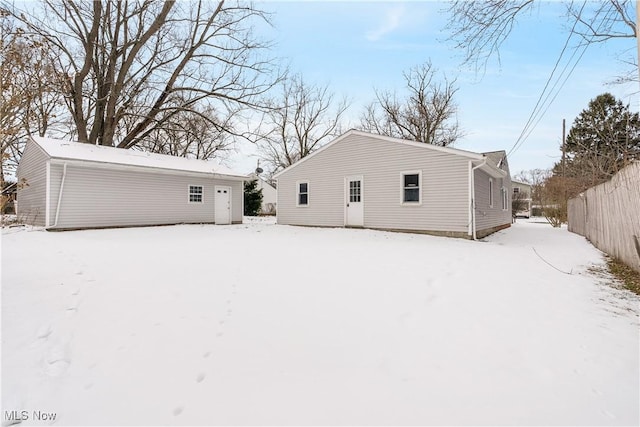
345,176,364,227
215,186,231,225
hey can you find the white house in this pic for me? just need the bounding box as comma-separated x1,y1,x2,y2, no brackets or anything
17,136,247,230
274,130,512,239
512,179,533,218
248,173,277,215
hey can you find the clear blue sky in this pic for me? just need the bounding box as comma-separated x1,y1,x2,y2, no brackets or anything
231,1,639,176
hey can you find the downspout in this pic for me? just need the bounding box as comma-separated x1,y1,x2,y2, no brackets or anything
470,157,487,240
46,163,67,229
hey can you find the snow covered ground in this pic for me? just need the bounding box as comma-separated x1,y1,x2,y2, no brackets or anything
2,218,638,426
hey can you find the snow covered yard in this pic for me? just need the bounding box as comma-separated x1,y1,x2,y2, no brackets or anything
2,218,638,426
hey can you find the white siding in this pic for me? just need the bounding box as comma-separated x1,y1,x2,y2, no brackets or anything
16,141,49,226
277,133,472,234
258,179,277,214
47,163,243,229
473,169,512,234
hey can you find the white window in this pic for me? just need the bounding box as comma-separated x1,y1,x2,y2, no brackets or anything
401,171,422,204
489,178,494,207
189,185,203,203
297,181,309,206
501,187,508,210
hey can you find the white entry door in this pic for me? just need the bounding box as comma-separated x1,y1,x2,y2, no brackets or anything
215,186,231,225
345,176,364,227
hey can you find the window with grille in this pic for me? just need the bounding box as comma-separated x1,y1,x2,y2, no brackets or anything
349,180,361,203
189,185,203,203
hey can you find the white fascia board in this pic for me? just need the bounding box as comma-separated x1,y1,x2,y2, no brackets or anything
474,160,507,179
273,129,485,178
49,158,248,181
273,131,356,178
347,130,485,159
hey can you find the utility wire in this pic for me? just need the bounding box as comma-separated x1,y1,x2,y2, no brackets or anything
515,3,620,154
506,0,588,158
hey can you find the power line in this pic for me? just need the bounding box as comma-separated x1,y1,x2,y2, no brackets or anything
506,0,587,158
506,1,618,159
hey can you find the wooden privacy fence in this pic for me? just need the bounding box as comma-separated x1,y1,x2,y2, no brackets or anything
568,161,640,273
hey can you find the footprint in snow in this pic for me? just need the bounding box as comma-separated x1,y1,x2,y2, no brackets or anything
172,406,183,416
601,409,616,419
44,345,71,377
196,373,206,383
203,351,211,358
36,324,53,340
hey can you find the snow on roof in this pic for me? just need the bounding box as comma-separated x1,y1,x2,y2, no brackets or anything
32,136,246,178
512,179,532,187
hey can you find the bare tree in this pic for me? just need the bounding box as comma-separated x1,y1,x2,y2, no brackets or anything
247,74,349,173
359,61,461,147
446,1,636,76
513,168,551,209
5,0,277,149
139,104,234,161
567,0,636,44
0,10,64,182
511,190,530,219
515,168,578,227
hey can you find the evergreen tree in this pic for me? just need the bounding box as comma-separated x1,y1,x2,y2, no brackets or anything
244,180,263,216
561,93,640,188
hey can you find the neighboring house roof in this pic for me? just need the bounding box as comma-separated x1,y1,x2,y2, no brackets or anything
30,136,247,179
273,130,507,179
483,151,507,169
248,173,277,190
511,179,532,188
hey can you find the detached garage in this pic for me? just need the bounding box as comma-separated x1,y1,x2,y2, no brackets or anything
17,136,247,230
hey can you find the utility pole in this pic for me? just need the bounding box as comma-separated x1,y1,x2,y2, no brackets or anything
562,118,566,177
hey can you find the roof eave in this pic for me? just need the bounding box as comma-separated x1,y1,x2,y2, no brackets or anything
274,129,485,178
48,157,248,180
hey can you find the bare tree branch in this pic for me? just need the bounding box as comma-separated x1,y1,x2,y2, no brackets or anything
445,0,535,74
446,0,637,80
244,74,349,173
359,61,461,146
0,10,65,181
4,0,279,150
